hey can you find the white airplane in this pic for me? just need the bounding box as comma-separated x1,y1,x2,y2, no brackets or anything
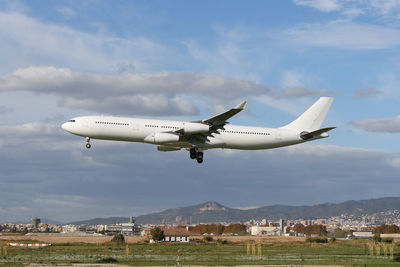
62,97,334,163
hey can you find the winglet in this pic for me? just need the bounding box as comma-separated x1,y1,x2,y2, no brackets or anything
235,100,247,110
202,100,248,126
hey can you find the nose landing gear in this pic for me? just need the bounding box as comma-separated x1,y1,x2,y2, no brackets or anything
85,137,91,149
189,147,204,164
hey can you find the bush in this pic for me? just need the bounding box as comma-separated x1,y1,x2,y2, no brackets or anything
217,238,228,244
373,236,382,242
111,233,125,244
329,237,336,242
382,238,393,243
97,257,118,263
150,227,165,242
203,236,213,242
306,237,328,243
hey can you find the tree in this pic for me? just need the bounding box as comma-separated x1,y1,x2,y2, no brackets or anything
304,225,327,236
150,227,165,242
293,223,305,234
373,224,400,236
224,223,246,234
331,228,352,238
111,233,125,244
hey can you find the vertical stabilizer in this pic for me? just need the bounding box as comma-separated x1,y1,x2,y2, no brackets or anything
281,97,334,132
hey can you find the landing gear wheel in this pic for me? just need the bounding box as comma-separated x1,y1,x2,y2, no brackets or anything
189,148,197,159
85,137,91,149
196,152,203,164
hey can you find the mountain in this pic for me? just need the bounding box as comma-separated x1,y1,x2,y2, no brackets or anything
68,197,400,225
136,201,233,224
67,217,131,225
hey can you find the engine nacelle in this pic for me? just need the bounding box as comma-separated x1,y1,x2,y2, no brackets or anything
144,133,179,144
157,145,181,151
183,122,210,134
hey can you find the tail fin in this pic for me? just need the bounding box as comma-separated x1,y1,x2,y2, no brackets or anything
281,97,334,132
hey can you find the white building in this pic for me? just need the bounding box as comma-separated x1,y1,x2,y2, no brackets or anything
353,231,373,238
163,228,190,242
121,217,135,235
61,224,78,233
381,234,400,241
250,225,285,236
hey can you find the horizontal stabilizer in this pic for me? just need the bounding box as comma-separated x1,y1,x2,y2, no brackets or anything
300,127,336,140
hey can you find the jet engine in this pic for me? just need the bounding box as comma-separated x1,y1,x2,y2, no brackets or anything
144,133,179,144
157,145,181,151
182,122,210,134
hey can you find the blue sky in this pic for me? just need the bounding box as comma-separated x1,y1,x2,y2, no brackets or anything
0,0,399,223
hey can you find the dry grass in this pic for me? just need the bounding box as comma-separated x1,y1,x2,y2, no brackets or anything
0,233,305,245
190,235,306,244
0,234,305,244
0,234,147,244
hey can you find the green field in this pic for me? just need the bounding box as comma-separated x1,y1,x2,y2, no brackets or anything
1,239,399,266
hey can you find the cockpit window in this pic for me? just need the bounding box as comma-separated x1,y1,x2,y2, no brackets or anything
69,120,76,123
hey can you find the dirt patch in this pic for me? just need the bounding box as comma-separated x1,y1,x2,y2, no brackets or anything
0,234,146,244
1,234,304,245
190,235,306,244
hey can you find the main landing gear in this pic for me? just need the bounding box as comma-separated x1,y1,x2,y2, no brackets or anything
85,137,91,149
189,147,203,164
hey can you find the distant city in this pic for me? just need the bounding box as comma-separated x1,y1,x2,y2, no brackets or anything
2,198,400,240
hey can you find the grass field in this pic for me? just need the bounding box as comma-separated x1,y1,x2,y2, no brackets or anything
1,236,399,266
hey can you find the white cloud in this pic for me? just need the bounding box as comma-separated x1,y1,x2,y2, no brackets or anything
56,6,77,18
183,25,275,80
281,70,304,88
0,66,333,116
369,0,400,15
352,115,400,133
293,0,400,18
387,155,400,168
353,87,383,99
0,121,399,222
285,20,400,50
0,105,12,114
0,123,105,165
342,7,365,17
283,143,374,156
280,86,333,98
0,66,260,115
0,11,165,74
294,0,342,12
377,72,400,98
0,0,29,14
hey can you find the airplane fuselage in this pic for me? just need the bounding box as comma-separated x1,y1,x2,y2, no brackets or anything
62,115,304,150
62,97,334,163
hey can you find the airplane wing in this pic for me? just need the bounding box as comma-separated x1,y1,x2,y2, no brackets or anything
157,101,247,148
201,100,247,126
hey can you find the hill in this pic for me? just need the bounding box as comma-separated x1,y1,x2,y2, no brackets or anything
68,196,400,225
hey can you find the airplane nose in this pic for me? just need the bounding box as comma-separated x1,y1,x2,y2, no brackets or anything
61,122,70,131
